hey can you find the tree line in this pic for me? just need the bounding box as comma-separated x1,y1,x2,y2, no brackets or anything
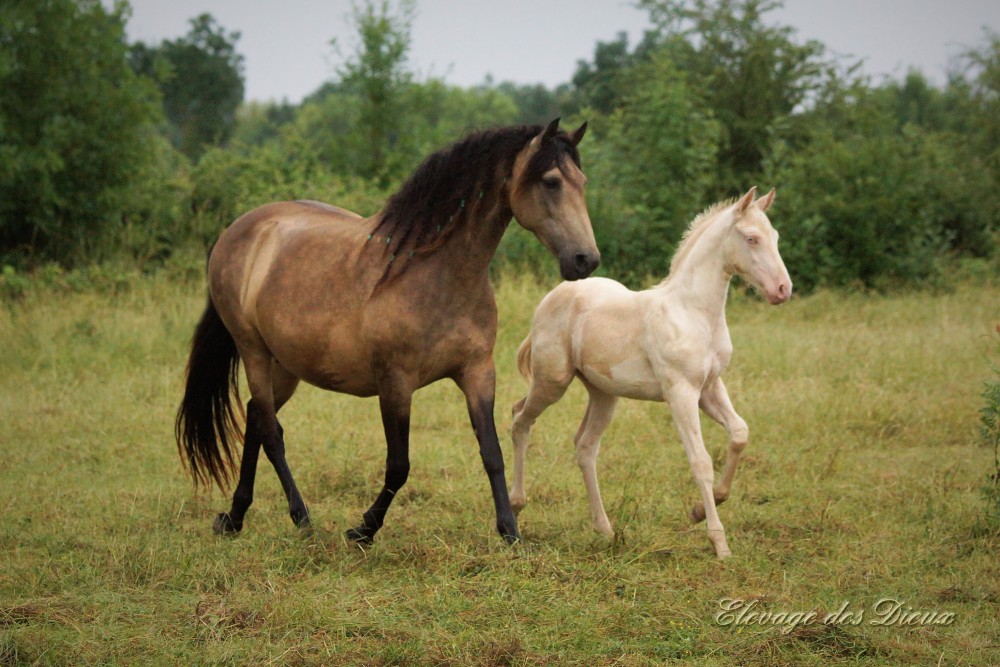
1,0,997,291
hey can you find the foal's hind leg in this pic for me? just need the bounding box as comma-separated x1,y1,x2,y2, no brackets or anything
575,382,618,537
690,378,748,524
510,373,571,515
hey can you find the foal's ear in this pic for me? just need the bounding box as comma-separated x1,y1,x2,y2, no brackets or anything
755,188,775,212
540,117,561,143
568,121,588,146
736,186,758,213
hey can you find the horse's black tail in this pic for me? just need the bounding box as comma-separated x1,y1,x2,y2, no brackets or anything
175,296,243,491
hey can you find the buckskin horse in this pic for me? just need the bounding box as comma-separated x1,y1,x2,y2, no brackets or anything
176,119,598,545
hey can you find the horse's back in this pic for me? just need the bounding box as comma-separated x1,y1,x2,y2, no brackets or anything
207,201,381,395
209,201,373,314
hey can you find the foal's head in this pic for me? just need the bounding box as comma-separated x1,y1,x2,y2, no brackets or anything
724,187,792,304
509,119,600,280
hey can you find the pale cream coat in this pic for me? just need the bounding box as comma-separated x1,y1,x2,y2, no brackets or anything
510,187,791,558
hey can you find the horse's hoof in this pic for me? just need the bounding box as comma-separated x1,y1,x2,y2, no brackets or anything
212,512,241,535
292,509,312,530
345,526,374,546
498,522,521,545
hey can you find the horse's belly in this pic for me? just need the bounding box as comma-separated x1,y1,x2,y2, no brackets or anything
268,332,379,397
582,356,663,402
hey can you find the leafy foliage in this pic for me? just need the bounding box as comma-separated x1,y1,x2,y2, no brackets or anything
637,0,833,189
585,51,721,282
129,13,245,160
0,0,170,265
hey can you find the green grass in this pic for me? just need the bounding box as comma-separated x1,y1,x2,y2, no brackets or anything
1,268,998,666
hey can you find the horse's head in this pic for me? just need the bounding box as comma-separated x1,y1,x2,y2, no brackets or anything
725,187,792,304
510,118,600,280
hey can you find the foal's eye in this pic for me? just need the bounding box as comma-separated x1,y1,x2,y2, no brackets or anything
542,177,561,191
746,236,759,246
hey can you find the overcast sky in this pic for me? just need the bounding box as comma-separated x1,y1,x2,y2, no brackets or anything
116,0,1000,103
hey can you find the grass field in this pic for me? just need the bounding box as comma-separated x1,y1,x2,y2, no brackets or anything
1,267,998,666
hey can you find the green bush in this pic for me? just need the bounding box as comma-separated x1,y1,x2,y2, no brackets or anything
0,0,167,266
584,51,721,285
189,141,388,246
763,123,994,292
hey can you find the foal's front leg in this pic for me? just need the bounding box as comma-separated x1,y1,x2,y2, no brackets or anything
691,377,748,523
665,382,732,559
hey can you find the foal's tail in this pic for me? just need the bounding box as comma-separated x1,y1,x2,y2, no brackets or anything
516,336,533,383
175,296,243,491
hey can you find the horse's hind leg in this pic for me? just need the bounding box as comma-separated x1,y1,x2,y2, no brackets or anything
690,378,748,523
346,371,414,545
216,353,309,533
575,382,618,537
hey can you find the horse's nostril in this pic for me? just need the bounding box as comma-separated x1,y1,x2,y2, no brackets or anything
574,253,599,274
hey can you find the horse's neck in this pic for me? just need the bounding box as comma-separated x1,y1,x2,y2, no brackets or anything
429,197,513,284
660,214,733,327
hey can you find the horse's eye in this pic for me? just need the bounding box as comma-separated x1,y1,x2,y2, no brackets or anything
542,177,561,191
746,236,758,246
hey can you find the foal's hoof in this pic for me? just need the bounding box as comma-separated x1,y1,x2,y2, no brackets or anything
212,512,242,535
345,525,375,546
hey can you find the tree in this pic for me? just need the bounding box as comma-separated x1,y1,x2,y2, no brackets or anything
638,0,832,190
335,0,416,182
0,0,166,264
130,14,245,160
586,51,721,282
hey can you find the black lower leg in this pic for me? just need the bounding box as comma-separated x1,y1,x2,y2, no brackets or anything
471,399,520,544
347,395,410,545
345,485,399,545
258,402,310,529
213,400,264,535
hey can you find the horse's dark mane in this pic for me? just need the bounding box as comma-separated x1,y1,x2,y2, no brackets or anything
370,124,582,283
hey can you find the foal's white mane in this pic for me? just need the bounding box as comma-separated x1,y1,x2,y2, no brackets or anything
664,197,738,279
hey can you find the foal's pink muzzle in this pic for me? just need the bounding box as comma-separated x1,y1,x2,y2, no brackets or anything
765,277,792,305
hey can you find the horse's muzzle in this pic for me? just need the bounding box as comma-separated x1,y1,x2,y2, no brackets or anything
560,251,601,281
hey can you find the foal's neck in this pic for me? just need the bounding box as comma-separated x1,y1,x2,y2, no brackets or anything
662,211,734,324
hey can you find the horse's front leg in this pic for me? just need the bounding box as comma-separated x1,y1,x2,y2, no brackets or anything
346,372,413,545
665,382,731,559
691,377,749,523
457,361,520,544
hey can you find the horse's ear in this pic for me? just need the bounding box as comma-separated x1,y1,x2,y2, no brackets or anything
736,186,757,213
541,117,561,143
756,188,775,212
569,121,588,146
